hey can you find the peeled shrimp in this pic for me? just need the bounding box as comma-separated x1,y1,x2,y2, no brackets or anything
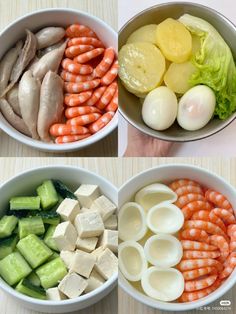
35,27,65,49
60,70,95,83
183,250,220,259
67,37,104,48
73,48,104,64
101,60,118,85
175,193,205,209
85,86,106,106
178,259,223,272
212,208,236,225
219,252,236,279
227,224,236,238
175,185,203,197
182,201,212,219
209,235,229,261
180,240,217,251
184,274,217,292
169,179,201,191
49,124,89,136
88,111,115,134
205,189,233,212
105,88,118,112
55,134,90,144
94,47,115,78
96,82,117,110
61,58,93,75
66,24,97,38
65,106,101,119
65,45,94,58
67,113,101,126
180,229,210,243
64,91,93,106
183,220,226,237
182,266,218,281
64,79,100,93
192,210,227,233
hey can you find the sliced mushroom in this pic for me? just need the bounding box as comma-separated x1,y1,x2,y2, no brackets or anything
35,27,65,49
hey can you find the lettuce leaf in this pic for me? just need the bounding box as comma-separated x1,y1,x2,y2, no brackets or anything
179,14,236,120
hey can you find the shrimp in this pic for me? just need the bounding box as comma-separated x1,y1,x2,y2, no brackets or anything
67,113,101,126
179,229,210,243
67,37,104,48
182,267,218,281
211,208,236,225
209,235,229,261
49,124,89,136
101,60,118,85
175,185,203,197
184,274,217,292
105,88,118,112
65,106,101,119
183,220,226,237
219,252,236,279
205,189,233,212
64,79,100,93
65,45,94,58
183,250,220,259
94,47,115,78
178,259,223,272
169,179,201,191
182,201,213,219
61,58,93,75
88,111,115,134
74,48,104,64
192,210,227,233
60,70,95,83
65,24,97,38
64,91,93,107
96,82,117,110
180,240,217,251
227,224,236,238
175,193,205,209
84,86,106,106
230,240,236,252
55,133,90,144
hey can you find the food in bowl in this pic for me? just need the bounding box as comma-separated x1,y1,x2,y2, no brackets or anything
0,178,118,300
118,14,236,132
119,178,236,303
0,21,118,144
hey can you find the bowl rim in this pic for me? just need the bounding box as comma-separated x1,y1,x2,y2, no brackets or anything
0,8,118,152
118,163,236,311
0,165,118,306
118,1,236,143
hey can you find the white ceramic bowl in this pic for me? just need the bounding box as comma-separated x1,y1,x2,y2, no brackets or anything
119,164,236,311
0,8,118,152
0,165,118,313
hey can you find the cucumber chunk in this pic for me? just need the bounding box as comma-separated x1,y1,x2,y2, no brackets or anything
0,215,18,238
10,196,41,210
47,251,59,262
53,180,77,200
18,216,45,239
0,252,31,285
0,234,18,259
26,271,41,287
36,257,67,289
16,278,46,300
35,211,60,225
37,180,59,210
44,225,59,251
17,234,53,269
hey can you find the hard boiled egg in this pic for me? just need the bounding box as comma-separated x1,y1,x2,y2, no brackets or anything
177,85,216,131
142,86,178,130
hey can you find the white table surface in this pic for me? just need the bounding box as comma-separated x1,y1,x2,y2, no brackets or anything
118,0,236,157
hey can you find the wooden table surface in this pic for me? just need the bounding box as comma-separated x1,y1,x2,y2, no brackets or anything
0,0,117,157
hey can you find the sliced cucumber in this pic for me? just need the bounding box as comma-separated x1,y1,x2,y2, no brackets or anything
18,216,45,239
0,215,18,238
36,257,67,289
47,251,59,262
17,234,53,269
26,271,41,287
35,211,60,225
53,180,77,200
0,234,18,259
10,196,41,210
37,180,59,210
0,252,32,285
44,225,59,251
16,278,46,300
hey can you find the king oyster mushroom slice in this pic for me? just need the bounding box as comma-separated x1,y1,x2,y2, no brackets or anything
38,39,65,57
0,98,31,136
6,83,21,117
0,41,23,97
35,27,65,49
37,71,64,142
18,70,41,139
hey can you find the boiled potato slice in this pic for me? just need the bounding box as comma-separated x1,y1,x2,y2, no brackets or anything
119,42,166,95
156,18,192,63
127,24,158,45
164,61,196,94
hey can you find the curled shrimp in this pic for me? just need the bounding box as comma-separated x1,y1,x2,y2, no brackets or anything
178,259,223,272
182,201,212,220
175,185,203,197
219,252,236,279
184,274,218,292
175,193,205,209
209,235,229,262
169,179,201,191
205,189,233,212
212,208,236,225
183,220,226,238
180,240,217,251
192,210,227,233
183,250,220,259
182,266,218,281
179,228,210,243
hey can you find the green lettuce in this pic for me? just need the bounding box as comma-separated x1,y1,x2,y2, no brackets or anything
179,14,236,120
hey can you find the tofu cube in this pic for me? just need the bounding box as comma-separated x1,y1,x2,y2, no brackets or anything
46,287,67,300
91,246,105,261
85,269,105,293
52,221,77,251
104,214,117,230
74,211,104,238
75,184,100,208
90,195,116,221
56,198,80,221
58,272,87,298
99,229,118,253
70,250,96,278
76,237,98,252
80,207,93,213
60,250,76,269
95,248,118,280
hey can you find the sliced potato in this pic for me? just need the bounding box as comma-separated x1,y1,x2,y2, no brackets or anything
119,42,166,95
127,24,158,45
164,61,196,94
156,18,192,63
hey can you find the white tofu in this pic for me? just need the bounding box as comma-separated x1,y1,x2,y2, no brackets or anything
90,195,116,221
70,250,96,278
91,246,105,261
76,237,98,252
95,248,118,280
46,287,67,300
99,229,118,253
75,184,100,208
60,250,76,269
58,272,87,298
84,269,105,293
74,211,104,238
56,198,80,222
52,221,77,251
104,214,117,230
